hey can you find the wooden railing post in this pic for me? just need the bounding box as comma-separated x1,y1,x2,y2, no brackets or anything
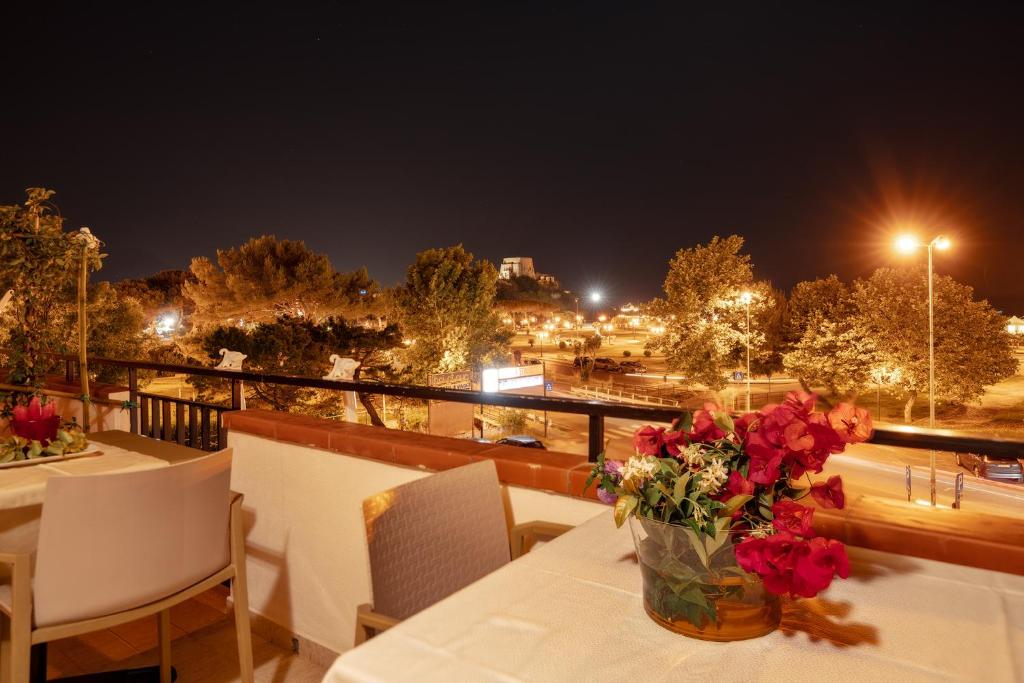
128,367,139,434
230,379,242,411
588,414,604,462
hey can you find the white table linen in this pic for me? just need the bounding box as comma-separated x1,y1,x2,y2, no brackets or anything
324,511,1024,683
0,444,169,552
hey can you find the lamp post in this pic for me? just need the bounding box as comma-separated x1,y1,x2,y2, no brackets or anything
739,291,753,412
895,233,951,505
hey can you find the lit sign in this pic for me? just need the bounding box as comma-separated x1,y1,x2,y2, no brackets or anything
482,365,544,393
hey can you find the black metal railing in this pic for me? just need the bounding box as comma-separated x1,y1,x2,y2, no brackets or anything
27,352,1024,461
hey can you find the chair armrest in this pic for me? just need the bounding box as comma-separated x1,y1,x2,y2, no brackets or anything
509,521,574,560
0,551,32,618
0,552,30,567
356,604,400,632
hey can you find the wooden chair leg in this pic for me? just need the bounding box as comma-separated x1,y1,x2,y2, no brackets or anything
354,614,368,646
158,610,172,683
232,571,254,683
8,557,32,683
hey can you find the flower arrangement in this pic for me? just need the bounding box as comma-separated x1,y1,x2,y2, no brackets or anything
586,391,872,636
0,396,89,463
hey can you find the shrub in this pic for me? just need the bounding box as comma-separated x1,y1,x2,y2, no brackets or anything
644,349,653,357
498,408,528,433
558,340,567,350
623,350,632,357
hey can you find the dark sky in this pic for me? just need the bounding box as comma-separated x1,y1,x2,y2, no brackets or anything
4,2,1024,310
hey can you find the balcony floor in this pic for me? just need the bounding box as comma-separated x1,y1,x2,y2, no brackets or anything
44,586,329,683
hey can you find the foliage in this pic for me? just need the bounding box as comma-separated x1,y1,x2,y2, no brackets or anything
0,188,103,388
644,349,652,357
391,245,511,381
623,350,632,357
113,269,195,319
647,236,757,391
197,315,402,421
558,340,567,350
853,267,1016,421
184,235,378,332
586,393,870,625
497,408,527,434
784,320,878,398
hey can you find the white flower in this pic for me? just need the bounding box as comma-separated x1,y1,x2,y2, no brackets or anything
621,455,658,486
748,522,776,539
682,443,705,467
697,456,729,495
691,499,708,526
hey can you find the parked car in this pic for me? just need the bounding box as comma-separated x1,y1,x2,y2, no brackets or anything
495,435,546,449
522,358,543,365
620,360,648,373
592,357,622,372
955,452,1024,483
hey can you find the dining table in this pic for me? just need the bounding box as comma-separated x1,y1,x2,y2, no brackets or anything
0,430,204,682
323,509,1024,683
0,430,199,554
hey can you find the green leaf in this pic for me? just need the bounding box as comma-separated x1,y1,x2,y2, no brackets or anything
672,471,691,504
722,494,753,516
613,495,639,528
713,411,735,434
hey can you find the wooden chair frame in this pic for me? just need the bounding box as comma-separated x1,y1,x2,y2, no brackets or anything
354,519,573,646
0,493,253,683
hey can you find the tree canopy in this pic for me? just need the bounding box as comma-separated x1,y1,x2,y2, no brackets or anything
184,235,378,331
391,245,511,381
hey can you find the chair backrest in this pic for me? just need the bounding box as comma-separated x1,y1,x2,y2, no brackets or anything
363,460,511,620
33,449,233,627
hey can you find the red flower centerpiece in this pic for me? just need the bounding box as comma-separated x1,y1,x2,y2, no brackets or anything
586,391,872,640
11,396,61,445
1,396,89,464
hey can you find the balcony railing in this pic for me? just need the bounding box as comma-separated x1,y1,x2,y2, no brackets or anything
34,352,1024,463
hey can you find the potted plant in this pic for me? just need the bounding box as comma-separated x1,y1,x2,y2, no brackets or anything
0,395,89,464
586,391,872,640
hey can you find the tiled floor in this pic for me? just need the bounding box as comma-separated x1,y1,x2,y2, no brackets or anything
44,586,328,683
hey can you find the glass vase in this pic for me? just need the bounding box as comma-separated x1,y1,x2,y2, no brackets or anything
629,516,781,641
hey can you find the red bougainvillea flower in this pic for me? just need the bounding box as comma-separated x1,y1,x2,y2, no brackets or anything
633,426,665,456
771,500,816,537
689,402,727,442
809,475,846,510
790,537,850,598
725,470,756,497
736,532,800,595
828,403,874,444
748,450,783,486
11,397,61,446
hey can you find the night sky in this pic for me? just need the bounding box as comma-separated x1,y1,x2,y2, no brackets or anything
4,3,1024,311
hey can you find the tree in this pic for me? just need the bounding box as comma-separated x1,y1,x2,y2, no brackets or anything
391,245,511,381
783,320,878,399
199,315,402,424
749,285,788,380
113,270,195,320
783,275,873,398
184,236,378,332
0,189,103,387
853,267,1016,422
647,235,755,391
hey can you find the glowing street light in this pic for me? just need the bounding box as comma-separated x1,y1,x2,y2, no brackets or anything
537,330,549,357
894,232,952,505
590,291,602,303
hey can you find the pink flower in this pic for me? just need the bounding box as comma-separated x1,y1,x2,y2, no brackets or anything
809,475,846,510
771,500,815,537
828,403,874,444
11,397,61,446
737,532,849,598
689,403,727,442
603,459,624,478
596,488,618,505
633,426,665,456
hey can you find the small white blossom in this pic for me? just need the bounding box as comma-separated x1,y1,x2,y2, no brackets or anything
691,499,708,526
747,522,776,539
697,456,729,495
621,455,658,486
682,443,705,467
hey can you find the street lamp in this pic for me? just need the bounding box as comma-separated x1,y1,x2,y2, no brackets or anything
537,330,549,358
739,291,753,412
894,233,951,505
590,291,602,303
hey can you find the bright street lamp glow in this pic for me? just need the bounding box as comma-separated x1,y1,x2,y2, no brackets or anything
935,236,951,250
895,234,921,254
590,291,602,303
739,291,753,305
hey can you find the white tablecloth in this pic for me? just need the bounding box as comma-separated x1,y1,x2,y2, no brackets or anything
324,511,1024,683
0,444,169,553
